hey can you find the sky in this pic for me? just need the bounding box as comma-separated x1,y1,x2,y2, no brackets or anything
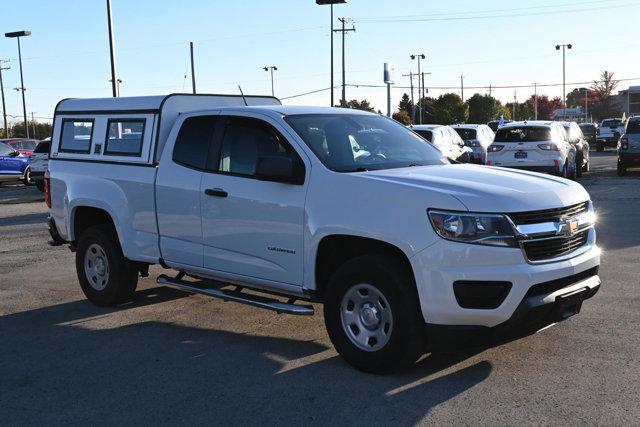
0,0,639,124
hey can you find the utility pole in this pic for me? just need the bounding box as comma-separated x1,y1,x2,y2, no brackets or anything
106,0,119,97
0,60,9,138
421,72,431,100
533,82,538,120
263,66,278,97
460,75,465,101
488,84,492,97
513,90,517,121
30,111,36,138
410,54,425,124
402,71,415,123
190,42,196,94
555,43,572,108
334,18,355,107
584,88,589,121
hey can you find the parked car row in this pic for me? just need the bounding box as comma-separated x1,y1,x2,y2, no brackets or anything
0,137,50,189
409,119,591,181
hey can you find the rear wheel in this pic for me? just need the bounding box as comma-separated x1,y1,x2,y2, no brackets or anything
324,255,426,374
596,142,604,152
75,224,138,306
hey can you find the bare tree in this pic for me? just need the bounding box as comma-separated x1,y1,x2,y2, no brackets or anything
591,71,620,119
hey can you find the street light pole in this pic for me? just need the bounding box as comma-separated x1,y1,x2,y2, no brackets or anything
555,43,572,108
0,60,9,138
190,42,196,94
316,0,347,106
410,54,425,124
5,31,31,138
460,74,465,101
263,66,278,97
402,71,415,123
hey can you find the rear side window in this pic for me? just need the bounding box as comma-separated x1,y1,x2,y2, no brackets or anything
414,130,433,142
34,141,50,153
494,126,551,143
173,116,217,170
626,120,640,134
454,128,476,140
105,119,145,156
59,119,94,153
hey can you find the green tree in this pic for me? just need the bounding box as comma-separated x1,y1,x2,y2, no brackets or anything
398,93,413,119
392,110,412,125
433,93,468,125
10,121,52,139
466,93,503,124
344,99,375,112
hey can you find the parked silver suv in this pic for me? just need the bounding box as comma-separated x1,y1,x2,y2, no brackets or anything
617,115,640,175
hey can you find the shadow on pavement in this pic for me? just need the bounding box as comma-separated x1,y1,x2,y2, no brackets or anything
0,212,49,227
0,286,492,424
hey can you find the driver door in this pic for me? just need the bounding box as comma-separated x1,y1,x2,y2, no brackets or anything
199,114,308,286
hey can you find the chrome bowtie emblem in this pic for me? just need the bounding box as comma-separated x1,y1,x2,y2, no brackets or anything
558,218,579,235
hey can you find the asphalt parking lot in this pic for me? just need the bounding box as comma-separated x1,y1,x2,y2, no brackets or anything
1,151,639,425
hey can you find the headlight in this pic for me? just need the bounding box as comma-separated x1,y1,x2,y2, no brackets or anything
488,144,504,152
428,210,518,247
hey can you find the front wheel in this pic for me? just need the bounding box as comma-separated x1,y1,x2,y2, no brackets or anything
596,142,604,152
575,154,583,178
323,255,426,374
75,224,138,307
617,162,626,176
22,167,33,186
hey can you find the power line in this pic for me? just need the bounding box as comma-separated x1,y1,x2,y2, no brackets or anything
279,76,640,100
356,1,640,23
355,0,620,21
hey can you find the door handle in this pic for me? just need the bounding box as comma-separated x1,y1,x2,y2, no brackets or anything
205,188,228,198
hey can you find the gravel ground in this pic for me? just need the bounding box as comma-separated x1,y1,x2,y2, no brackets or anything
1,150,638,425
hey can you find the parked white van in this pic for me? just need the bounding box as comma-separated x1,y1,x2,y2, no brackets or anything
47,94,600,373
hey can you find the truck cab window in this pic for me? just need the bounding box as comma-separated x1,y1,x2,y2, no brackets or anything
217,117,297,177
172,116,217,170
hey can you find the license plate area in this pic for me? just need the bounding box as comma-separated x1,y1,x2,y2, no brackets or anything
514,151,528,159
552,287,588,321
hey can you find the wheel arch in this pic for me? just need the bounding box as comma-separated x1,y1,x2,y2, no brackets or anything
313,234,416,300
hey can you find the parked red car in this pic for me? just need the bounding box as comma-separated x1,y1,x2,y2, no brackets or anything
0,138,40,156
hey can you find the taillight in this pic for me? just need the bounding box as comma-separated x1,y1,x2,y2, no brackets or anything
488,145,504,152
537,143,560,151
621,137,629,150
44,169,51,208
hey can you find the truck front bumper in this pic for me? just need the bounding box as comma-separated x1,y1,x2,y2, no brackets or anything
409,233,601,330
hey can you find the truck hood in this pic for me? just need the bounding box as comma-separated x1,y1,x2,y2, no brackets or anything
360,164,590,213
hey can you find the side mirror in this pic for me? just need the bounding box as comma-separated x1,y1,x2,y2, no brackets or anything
8,150,20,158
255,156,303,184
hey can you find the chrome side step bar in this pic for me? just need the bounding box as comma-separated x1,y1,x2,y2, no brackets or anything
156,274,315,316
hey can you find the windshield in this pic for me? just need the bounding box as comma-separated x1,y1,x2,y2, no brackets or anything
602,119,621,128
285,114,446,172
494,126,551,142
579,124,596,134
453,128,477,140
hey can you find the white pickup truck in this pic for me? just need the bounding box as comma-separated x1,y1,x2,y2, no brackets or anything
46,94,601,373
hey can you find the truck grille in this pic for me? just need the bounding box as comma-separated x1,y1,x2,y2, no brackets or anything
508,201,589,225
522,229,589,261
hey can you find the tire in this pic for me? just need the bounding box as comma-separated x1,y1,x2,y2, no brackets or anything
617,163,626,176
561,161,569,178
35,181,44,192
22,167,33,186
596,142,604,152
75,224,138,307
575,154,583,178
323,254,426,374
